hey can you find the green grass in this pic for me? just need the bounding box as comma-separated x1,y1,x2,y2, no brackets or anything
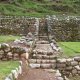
69,75,80,80
0,35,20,43
0,61,19,80
59,42,80,57
0,0,80,17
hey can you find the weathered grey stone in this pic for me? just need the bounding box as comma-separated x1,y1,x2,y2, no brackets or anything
40,64,52,69
29,63,40,68
66,66,73,71
18,66,22,74
57,59,66,63
58,68,65,71
75,66,80,70
56,77,64,80
64,71,70,76
64,76,69,80
55,70,61,77
8,73,13,80
78,71,80,74
29,59,37,63
5,77,11,80
49,60,56,63
57,63,66,68
74,57,80,62
71,61,78,66
66,58,73,62
72,69,77,74
36,59,42,63
11,70,18,79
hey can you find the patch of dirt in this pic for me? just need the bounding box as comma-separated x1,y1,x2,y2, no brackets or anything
17,58,56,80
17,68,56,80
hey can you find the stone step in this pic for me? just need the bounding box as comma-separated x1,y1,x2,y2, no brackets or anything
44,69,56,73
29,63,55,69
36,41,49,44
32,54,56,59
29,59,56,64
33,52,54,55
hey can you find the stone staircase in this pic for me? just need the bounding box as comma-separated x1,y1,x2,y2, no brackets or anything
29,41,57,69
29,18,59,70
38,19,49,40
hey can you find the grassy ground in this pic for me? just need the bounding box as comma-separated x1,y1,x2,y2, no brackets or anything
69,75,80,80
0,35,20,43
59,42,80,57
0,61,19,80
0,0,80,17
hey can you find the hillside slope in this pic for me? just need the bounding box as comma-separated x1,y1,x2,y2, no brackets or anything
0,0,80,17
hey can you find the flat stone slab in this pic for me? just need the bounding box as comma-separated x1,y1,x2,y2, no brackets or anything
35,44,53,53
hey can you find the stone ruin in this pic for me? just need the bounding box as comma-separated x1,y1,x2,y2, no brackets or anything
0,43,28,60
0,16,80,41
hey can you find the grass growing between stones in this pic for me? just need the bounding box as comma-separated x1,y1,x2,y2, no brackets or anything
59,42,80,57
0,35,20,43
0,61,19,80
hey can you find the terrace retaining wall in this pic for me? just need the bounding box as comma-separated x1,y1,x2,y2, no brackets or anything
0,16,80,41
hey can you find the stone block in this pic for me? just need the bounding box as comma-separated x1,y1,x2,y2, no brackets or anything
57,59,66,63
55,70,61,77
11,70,18,79
18,66,22,74
75,66,80,70
29,63,40,69
66,66,73,71
74,57,80,62
71,61,78,66
72,69,77,74
40,64,52,69
57,63,66,68
56,77,64,80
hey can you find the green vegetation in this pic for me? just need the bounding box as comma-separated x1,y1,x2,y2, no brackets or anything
59,42,80,57
0,35,20,43
69,75,80,80
0,61,19,80
0,0,80,17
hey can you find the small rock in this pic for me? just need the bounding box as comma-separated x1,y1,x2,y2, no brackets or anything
75,66,80,70
29,63,40,68
57,63,66,68
66,66,73,71
56,77,64,80
72,69,77,74
71,61,78,66
57,59,66,63
5,77,11,80
74,57,80,62
11,70,18,79
18,66,22,74
55,70,61,77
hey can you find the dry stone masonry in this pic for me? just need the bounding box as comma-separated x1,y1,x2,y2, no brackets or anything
0,16,80,41
56,57,80,79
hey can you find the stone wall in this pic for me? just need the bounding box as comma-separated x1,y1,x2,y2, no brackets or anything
0,16,80,41
0,16,36,35
56,57,80,79
47,15,80,41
